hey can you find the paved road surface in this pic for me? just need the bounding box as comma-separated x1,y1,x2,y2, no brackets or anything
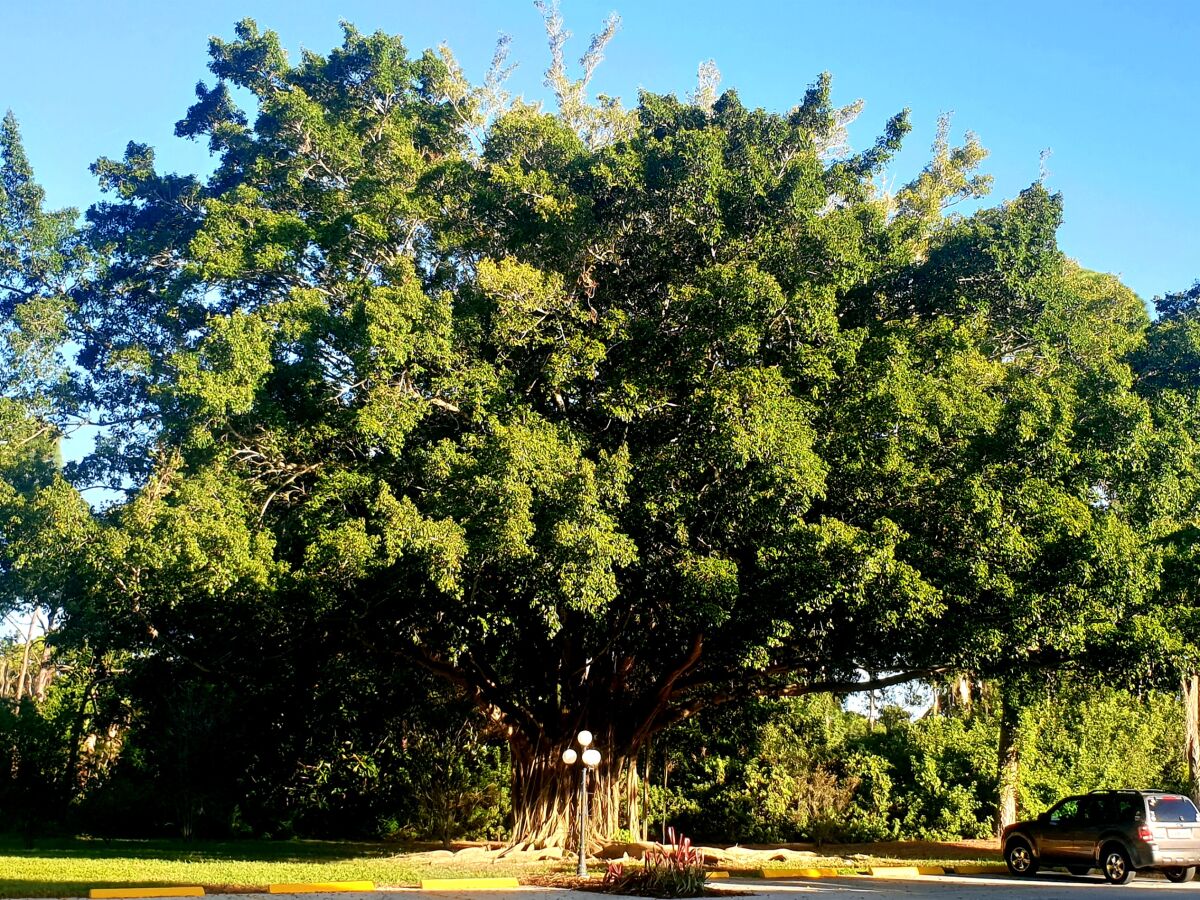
10,873,1200,900
714,871,1198,898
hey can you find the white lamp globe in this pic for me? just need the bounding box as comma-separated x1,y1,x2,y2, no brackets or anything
577,730,593,747
562,748,578,765
582,747,601,767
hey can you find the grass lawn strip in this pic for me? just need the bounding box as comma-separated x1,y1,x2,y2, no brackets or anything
0,838,548,900
0,837,1005,899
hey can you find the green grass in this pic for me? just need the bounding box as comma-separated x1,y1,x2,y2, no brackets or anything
0,836,1007,898
0,837,561,898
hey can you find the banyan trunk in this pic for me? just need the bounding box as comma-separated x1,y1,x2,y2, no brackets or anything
508,738,629,849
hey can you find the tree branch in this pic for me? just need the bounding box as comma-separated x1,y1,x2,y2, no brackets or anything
629,633,704,747
409,645,543,741
651,666,949,734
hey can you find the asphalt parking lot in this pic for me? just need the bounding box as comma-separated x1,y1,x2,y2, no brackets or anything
712,871,1199,898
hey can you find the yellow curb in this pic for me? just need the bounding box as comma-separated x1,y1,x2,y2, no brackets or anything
707,871,730,879
760,868,839,879
267,883,375,894
918,866,946,875
867,866,922,878
90,890,204,899
953,865,1008,875
419,878,521,891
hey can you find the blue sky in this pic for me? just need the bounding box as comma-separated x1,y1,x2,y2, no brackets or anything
1,0,1197,303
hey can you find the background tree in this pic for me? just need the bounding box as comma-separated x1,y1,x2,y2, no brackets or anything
826,171,1160,831
0,110,98,844
1129,280,1200,804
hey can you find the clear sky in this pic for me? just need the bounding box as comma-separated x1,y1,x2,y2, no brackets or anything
1,0,1197,302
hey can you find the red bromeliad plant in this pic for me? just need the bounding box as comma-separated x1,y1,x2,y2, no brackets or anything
603,828,708,898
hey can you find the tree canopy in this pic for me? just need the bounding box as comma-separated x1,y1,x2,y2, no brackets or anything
1,13,1197,845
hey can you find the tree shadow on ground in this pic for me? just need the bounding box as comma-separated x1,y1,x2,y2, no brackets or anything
0,835,416,863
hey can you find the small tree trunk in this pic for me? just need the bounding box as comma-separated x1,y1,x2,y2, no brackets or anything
661,756,672,844
33,635,55,703
640,742,652,842
1184,674,1200,806
997,683,1021,834
592,756,623,844
63,674,101,803
626,757,641,839
867,669,877,732
955,673,973,711
14,612,38,703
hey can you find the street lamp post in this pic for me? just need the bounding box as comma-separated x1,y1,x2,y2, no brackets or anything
561,730,602,878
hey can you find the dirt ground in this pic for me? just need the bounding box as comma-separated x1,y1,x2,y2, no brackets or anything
771,839,1002,860
591,838,1004,864
432,838,1003,861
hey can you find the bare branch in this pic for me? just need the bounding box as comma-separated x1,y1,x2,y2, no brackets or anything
688,60,721,114
579,12,620,88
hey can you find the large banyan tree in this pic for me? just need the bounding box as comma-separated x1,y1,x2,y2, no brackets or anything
52,11,1176,845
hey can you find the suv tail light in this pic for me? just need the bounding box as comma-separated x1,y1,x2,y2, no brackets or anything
1138,825,1155,842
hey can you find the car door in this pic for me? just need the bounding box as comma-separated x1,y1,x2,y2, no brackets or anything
1040,797,1083,862
1068,795,1108,861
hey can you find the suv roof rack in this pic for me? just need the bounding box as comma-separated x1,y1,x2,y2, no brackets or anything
1087,788,1168,795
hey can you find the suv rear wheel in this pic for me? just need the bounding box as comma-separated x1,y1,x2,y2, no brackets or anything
1101,843,1136,885
1004,838,1038,876
1164,866,1195,883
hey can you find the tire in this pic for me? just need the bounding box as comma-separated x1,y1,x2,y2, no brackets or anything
1164,866,1196,884
1067,865,1092,876
1100,843,1136,885
1005,838,1039,877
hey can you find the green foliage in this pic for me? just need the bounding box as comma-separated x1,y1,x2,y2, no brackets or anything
1019,684,1188,813
657,684,1186,843
0,111,81,411
858,711,998,840
655,695,985,843
63,20,1023,766
286,681,510,845
0,698,67,844
1,7,1197,846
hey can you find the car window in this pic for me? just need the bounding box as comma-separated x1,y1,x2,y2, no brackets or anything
1079,796,1107,825
1114,796,1142,823
1148,796,1200,823
1049,798,1080,824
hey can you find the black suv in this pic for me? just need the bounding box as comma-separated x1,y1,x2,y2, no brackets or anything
1003,789,1200,884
